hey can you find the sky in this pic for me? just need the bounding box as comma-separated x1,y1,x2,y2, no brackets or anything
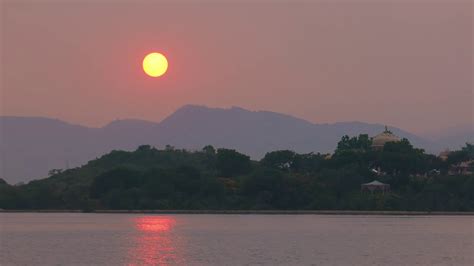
1,0,472,135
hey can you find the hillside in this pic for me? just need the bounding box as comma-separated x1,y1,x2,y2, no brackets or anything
0,105,445,183
1,141,473,211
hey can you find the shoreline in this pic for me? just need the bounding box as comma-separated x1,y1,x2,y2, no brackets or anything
1,210,474,215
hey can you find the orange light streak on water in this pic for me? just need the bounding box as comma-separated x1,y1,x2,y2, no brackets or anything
128,216,183,266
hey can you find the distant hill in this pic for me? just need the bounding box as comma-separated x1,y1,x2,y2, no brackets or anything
424,124,473,151
0,105,448,183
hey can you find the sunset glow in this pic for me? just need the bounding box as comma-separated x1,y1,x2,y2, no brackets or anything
130,216,180,265
135,216,176,232
142,52,168,77
2,1,473,265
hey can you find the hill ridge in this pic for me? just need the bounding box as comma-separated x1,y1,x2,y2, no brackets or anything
1,104,465,183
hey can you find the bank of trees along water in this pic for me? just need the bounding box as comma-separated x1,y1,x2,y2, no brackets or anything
1,136,473,211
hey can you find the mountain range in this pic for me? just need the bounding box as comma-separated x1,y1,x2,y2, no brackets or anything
1,105,472,183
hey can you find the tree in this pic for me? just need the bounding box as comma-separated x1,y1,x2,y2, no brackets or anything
383,138,420,154
216,148,251,177
202,145,216,155
377,138,426,176
240,168,305,209
261,150,297,170
447,143,474,165
336,134,372,153
165,145,175,151
90,168,142,198
137,145,152,151
48,169,63,176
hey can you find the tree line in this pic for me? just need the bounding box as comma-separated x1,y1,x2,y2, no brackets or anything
0,135,473,211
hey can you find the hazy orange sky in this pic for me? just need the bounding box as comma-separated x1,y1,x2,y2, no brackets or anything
1,0,472,134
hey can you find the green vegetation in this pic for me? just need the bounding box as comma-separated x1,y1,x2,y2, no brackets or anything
1,137,473,211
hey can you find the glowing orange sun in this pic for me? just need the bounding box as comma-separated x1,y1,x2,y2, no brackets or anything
143,52,168,77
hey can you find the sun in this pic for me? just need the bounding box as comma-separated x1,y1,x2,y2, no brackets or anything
143,52,168,77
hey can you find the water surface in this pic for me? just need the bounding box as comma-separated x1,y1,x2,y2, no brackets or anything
1,213,472,265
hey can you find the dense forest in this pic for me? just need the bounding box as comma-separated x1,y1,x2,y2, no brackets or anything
1,135,473,211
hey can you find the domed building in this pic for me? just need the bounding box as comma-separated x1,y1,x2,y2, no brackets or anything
438,149,451,161
371,126,400,150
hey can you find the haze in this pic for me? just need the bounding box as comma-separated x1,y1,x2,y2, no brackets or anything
1,0,472,134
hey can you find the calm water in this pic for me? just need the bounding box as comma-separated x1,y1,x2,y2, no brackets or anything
0,213,472,265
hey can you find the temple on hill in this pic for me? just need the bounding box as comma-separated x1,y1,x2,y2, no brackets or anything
438,149,451,161
371,126,400,150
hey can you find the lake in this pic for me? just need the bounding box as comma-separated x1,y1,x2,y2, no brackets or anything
1,213,472,265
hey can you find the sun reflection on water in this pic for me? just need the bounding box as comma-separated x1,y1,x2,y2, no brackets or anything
135,216,176,232
128,216,183,265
